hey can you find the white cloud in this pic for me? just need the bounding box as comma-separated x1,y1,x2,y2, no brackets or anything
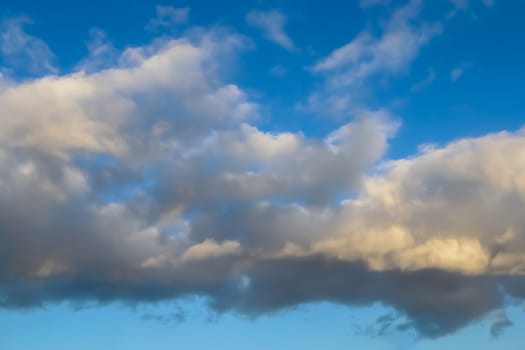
0,32,256,157
308,129,525,275
246,10,296,51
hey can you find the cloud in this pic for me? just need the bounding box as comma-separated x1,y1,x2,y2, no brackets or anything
309,129,525,276
76,28,119,73
490,310,513,337
0,16,57,75
269,64,287,77
447,0,494,18
449,0,469,10
306,0,490,119
0,7,523,342
0,24,394,310
359,0,391,9
312,0,440,84
0,30,255,157
306,0,442,117
211,256,507,338
451,62,472,82
141,306,186,324
147,5,190,30
246,10,296,51
450,67,463,81
410,69,436,92
451,0,496,9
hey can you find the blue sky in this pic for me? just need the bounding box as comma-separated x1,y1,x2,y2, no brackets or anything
1,0,525,349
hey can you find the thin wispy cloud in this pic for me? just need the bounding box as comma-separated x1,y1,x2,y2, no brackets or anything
76,28,119,72
447,0,496,18
451,62,473,81
312,0,440,79
147,5,190,30
306,0,442,117
269,64,287,77
410,68,436,92
359,0,391,9
246,9,296,51
490,310,513,337
0,16,57,75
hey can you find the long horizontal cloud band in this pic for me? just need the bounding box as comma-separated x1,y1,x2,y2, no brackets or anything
1,23,524,339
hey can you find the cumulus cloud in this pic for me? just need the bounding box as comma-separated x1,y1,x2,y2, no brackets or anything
310,130,525,276
0,7,524,341
0,21,392,308
246,10,296,51
0,31,255,157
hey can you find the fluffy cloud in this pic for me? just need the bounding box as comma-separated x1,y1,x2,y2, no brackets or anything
0,31,255,157
308,129,525,276
0,22,393,309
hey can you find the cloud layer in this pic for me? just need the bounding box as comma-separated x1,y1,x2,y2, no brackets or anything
1,2,523,340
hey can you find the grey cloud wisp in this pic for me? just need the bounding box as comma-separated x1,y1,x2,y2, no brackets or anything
1,16,525,340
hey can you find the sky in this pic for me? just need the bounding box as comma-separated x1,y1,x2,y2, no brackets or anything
0,0,525,348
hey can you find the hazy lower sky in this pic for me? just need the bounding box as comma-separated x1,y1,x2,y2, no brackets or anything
1,0,525,348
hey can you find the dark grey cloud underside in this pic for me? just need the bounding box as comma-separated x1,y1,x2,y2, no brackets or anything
2,255,524,338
